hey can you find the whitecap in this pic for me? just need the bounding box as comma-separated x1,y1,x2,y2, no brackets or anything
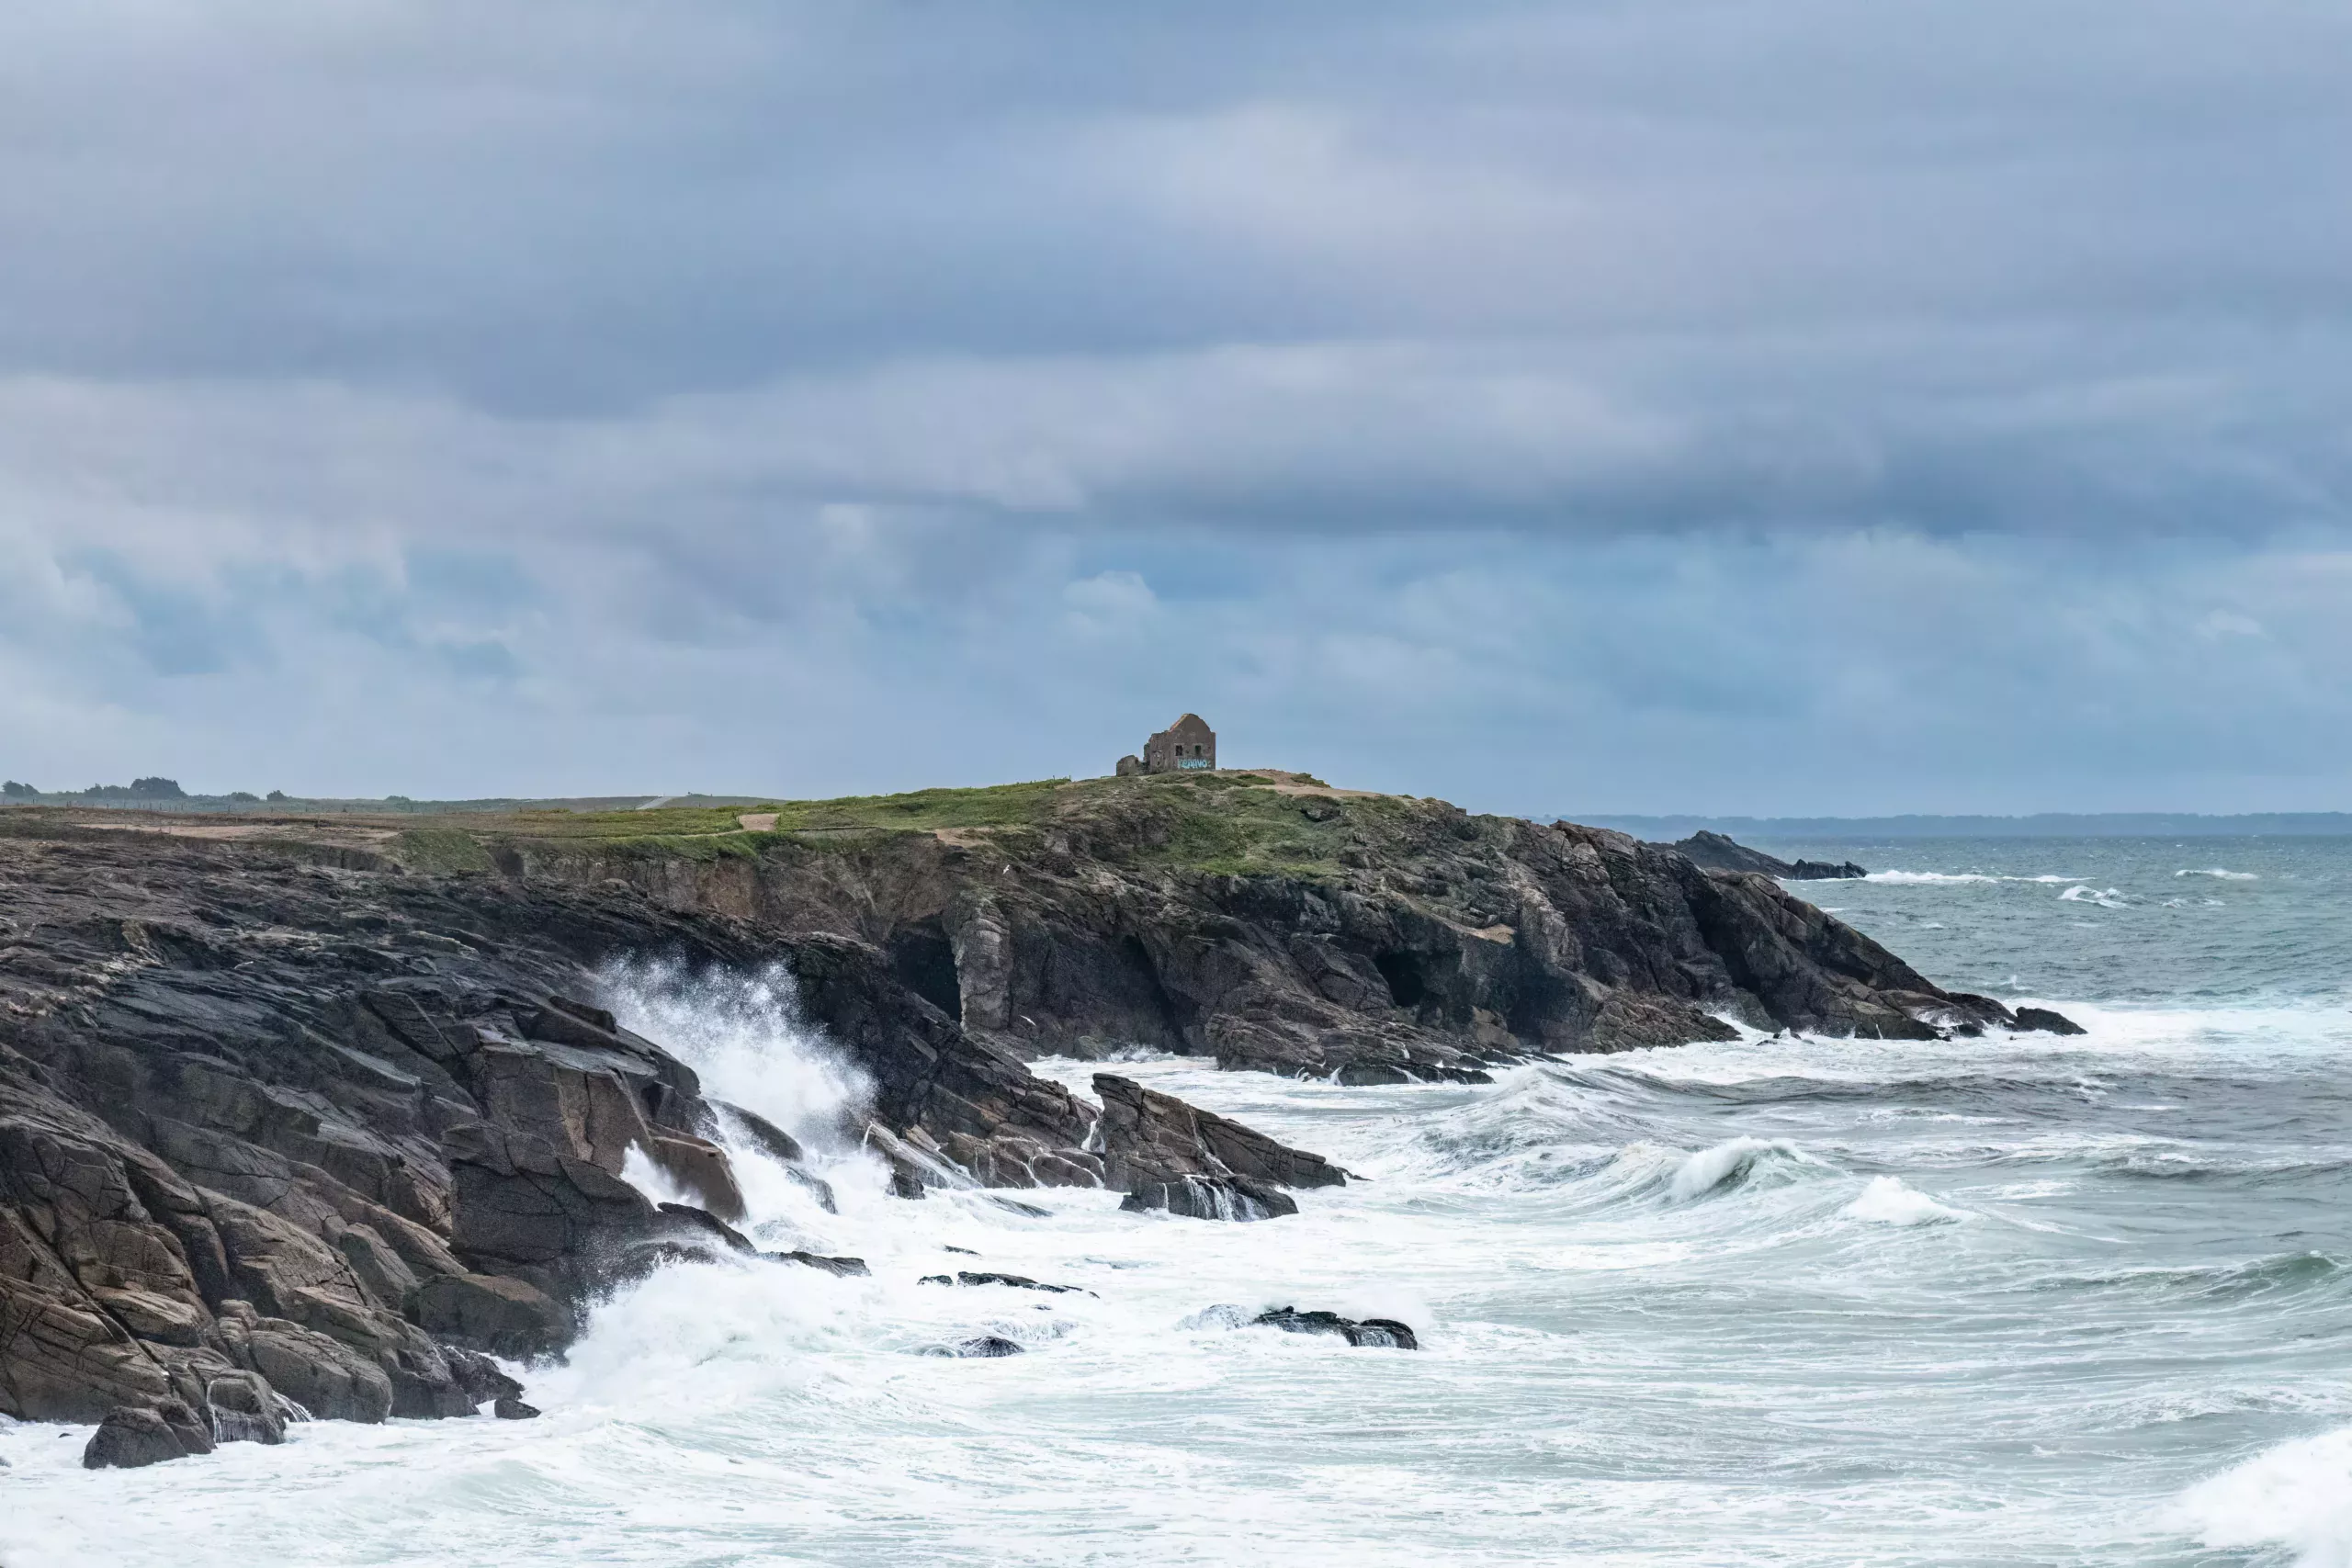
1865,870,1999,885
1665,1136,1828,1201
2167,1423,2352,1566
2059,885,2128,908
1841,1176,1966,1226
2176,868,2259,881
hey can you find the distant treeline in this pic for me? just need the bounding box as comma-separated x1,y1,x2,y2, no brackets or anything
1561,812,2352,840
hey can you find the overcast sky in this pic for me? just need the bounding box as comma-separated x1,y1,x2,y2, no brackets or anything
4,1,2348,814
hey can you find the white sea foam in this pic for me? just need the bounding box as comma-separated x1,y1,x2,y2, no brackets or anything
2060,885,2128,908
2168,1424,2352,1567
2177,867,2260,881
1841,1175,1966,1225
1863,870,2078,886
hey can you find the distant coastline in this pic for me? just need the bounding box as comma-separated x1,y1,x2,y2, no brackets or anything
1558,812,2352,840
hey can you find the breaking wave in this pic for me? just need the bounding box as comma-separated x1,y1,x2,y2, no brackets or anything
2169,1423,2352,1567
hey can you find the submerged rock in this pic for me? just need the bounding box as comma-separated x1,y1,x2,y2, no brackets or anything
1251,1307,1419,1350
929,1335,1025,1359
919,1269,1089,1294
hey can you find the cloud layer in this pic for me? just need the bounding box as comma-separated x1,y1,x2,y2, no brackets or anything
3,1,2347,810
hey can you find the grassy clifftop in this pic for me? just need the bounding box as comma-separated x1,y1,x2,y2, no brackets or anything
389,770,1436,882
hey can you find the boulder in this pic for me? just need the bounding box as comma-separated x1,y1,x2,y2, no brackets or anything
492,1395,540,1419
2012,1006,2087,1036
83,1401,214,1470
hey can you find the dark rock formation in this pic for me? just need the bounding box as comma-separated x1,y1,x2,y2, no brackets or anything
493,1394,540,1419
84,1400,214,1469
1669,830,1865,881
1095,1073,1343,1191
1251,1306,1419,1349
2011,1006,2087,1036
1093,1072,1340,1220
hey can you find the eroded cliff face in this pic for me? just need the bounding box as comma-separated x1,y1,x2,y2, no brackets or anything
497,780,2016,1083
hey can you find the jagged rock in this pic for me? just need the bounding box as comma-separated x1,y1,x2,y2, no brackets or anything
1120,1175,1298,1221
1251,1306,1419,1349
764,1250,870,1277
413,1272,571,1360
83,1400,214,1469
492,1395,540,1419
2012,1007,2086,1036
1094,1073,1344,1195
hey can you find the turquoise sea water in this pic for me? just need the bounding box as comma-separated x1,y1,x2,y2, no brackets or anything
2,837,2346,1565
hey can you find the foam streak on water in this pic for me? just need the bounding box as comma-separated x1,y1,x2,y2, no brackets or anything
4,835,2349,1565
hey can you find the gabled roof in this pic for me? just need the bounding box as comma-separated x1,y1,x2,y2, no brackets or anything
1163,713,1213,736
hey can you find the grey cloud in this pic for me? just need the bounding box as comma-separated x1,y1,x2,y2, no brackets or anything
2,1,2348,807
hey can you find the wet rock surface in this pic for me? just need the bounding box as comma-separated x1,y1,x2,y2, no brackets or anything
1251,1307,1419,1349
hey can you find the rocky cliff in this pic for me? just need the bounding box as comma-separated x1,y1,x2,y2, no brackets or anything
469,773,2027,1082
0,777,2048,1454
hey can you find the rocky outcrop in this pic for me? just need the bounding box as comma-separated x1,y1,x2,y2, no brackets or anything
1094,1072,1341,1220
1669,830,1865,881
499,779,2008,1082
84,1400,213,1469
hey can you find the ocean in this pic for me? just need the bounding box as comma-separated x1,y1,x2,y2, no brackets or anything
5,836,2346,1566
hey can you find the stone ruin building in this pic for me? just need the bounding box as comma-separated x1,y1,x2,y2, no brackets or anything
1116,714,1216,775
